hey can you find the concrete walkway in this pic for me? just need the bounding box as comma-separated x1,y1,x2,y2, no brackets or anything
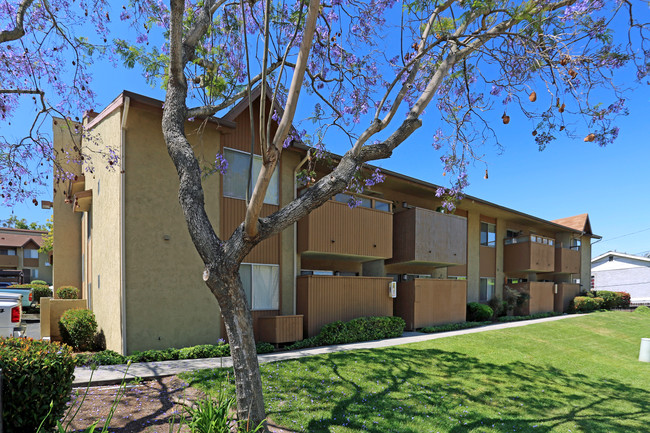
73,314,584,387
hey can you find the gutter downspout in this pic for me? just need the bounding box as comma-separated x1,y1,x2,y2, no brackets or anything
292,151,310,314
120,96,130,355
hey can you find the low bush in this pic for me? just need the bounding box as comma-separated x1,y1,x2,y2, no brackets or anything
467,302,493,322
31,279,47,285
31,284,52,303
572,296,604,313
318,316,405,345
421,321,491,333
178,344,229,360
616,292,631,308
0,338,75,432
497,312,561,322
256,342,275,354
285,336,321,351
594,291,620,309
57,285,79,299
59,308,98,351
634,305,650,315
129,347,181,363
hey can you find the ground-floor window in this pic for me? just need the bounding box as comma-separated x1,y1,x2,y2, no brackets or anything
479,277,495,302
239,264,279,311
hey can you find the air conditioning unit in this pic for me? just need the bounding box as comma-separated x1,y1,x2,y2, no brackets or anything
389,281,397,298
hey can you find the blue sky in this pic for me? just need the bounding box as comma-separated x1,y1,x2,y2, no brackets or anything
2,3,649,260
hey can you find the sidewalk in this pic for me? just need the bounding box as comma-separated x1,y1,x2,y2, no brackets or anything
73,313,583,387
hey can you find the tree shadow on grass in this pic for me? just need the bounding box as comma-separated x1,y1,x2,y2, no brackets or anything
189,346,650,432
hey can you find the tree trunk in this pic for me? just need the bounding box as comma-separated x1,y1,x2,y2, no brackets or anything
209,269,268,431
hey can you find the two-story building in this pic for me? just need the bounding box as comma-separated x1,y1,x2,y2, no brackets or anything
0,227,51,284
51,90,597,354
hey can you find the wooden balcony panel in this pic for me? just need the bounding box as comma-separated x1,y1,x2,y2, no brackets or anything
0,255,19,267
23,258,39,268
296,275,394,337
510,282,555,315
257,315,304,344
504,241,555,273
555,248,581,274
390,207,466,266
394,279,467,331
554,283,581,313
222,197,279,263
297,200,392,259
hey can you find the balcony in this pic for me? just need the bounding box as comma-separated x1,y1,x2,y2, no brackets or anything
554,283,581,313
394,279,467,331
296,275,394,337
555,247,580,274
297,196,392,259
0,255,19,267
389,207,466,266
504,235,555,273
508,282,555,315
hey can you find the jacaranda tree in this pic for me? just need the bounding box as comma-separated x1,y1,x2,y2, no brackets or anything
2,0,649,430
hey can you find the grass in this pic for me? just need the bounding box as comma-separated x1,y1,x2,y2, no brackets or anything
183,312,650,432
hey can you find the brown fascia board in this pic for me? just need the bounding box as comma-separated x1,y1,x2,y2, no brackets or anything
291,141,597,238
84,90,237,130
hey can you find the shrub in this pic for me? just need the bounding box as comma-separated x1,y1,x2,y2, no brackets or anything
0,338,75,432
31,284,52,303
616,292,631,308
467,302,494,322
421,321,491,333
285,336,321,351
488,297,507,318
59,308,98,351
496,312,560,322
57,285,79,299
256,342,275,354
129,348,181,363
634,305,650,315
571,296,604,313
594,290,620,309
178,344,229,360
92,350,128,366
31,279,47,285
318,316,405,345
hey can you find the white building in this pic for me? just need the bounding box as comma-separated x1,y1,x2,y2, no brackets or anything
591,251,650,304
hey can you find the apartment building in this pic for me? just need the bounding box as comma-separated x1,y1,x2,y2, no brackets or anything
0,227,51,284
52,90,596,354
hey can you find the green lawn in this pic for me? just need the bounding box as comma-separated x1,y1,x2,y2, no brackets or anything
184,312,650,433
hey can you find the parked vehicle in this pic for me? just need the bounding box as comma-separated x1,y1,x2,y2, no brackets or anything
0,269,24,285
0,292,25,337
0,285,34,308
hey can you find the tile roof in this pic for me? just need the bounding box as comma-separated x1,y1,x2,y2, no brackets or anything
0,229,45,248
551,213,592,235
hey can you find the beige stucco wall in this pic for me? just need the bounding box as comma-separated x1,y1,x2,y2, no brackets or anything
83,109,125,353
466,210,480,302
495,217,506,299
40,297,87,340
280,150,300,315
123,106,223,354
580,234,592,292
52,119,83,291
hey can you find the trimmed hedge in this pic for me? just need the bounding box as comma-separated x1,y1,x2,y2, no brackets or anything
31,279,47,285
467,302,493,322
59,308,98,351
318,316,405,345
496,312,561,322
421,321,491,333
57,285,79,299
0,338,75,432
634,305,650,315
594,291,621,309
617,292,631,308
572,296,604,312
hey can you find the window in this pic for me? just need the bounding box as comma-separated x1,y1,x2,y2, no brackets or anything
448,276,467,280
223,148,279,205
479,277,495,302
0,248,16,256
239,264,279,310
506,229,519,239
570,238,581,250
24,249,38,259
374,201,391,212
480,222,496,247
31,269,38,279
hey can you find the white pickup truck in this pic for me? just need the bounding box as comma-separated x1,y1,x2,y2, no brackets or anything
0,292,26,338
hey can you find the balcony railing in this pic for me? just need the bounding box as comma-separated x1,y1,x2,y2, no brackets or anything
296,275,394,337
553,283,581,313
394,278,467,330
554,247,580,274
507,282,555,315
389,207,466,266
504,235,555,273
0,255,19,267
297,195,393,259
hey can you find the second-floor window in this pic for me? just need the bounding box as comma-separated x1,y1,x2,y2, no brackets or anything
480,222,496,247
223,148,279,205
24,249,39,259
0,248,16,256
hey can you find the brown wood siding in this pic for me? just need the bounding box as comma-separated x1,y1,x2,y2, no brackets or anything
511,282,554,315
479,246,496,277
555,248,580,274
23,258,39,268
257,315,304,344
391,208,466,266
220,309,279,342
394,279,467,330
554,283,580,313
221,103,277,154
447,264,467,277
297,200,392,259
221,197,279,263
504,241,554,273
0,255,19,267
296,275,394,337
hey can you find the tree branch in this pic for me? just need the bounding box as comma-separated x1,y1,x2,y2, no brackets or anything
0,0,34,43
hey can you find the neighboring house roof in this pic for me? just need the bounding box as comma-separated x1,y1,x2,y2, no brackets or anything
592,251,650,265
0,228,45,248
551,213,594,236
